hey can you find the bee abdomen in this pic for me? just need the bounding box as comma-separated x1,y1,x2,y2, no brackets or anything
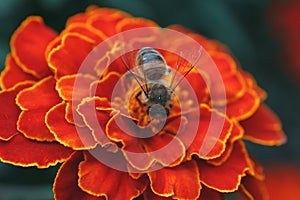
136,47,169,80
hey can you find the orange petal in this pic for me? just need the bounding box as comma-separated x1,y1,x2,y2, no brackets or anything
239,176,269,200
15,77,61,141
56,74,96,101
207,120,244,166
0,82,34,141
11,16,57,78
241,104,287,145
106,114,186,170
0,54,37,89
240,70,267,101
53,151,103,200
64,23,107,43
198,141,249,192
78,150,148,199
17,109,56,142
65,102,86,127
199,186,224,200
116,18,158,32
88,9,130,36
16,76,61,110
46,102,97,150
90,72,122,101
0,134,73,168
178,105,232,160
48,33,96,78
77,97,115,147
223,89,260,121
144,187,172,200
148,160,201,199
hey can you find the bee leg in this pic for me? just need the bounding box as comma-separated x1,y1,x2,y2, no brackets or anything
135,91,144,106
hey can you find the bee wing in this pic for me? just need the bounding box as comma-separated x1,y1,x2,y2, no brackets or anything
120,48,149,96
169,47,203,92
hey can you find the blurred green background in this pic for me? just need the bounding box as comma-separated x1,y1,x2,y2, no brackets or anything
0,0,299,199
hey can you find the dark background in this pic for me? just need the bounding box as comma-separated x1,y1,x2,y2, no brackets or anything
0,0,299,199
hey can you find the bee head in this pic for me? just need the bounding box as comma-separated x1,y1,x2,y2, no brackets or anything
147,104,169,119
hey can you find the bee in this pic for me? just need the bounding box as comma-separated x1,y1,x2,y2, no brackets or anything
121,47,201,119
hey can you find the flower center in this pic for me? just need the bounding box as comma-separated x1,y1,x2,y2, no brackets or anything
127,87,182,127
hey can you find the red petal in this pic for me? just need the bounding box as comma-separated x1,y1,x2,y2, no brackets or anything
198,141,249,192
0,81,34,141
46,102,97,150
240,176,269,200
17,109,56,142
77,97,115,147
11,16,57,78
0,54,37,89
48,33,96,78
54,151,103,200
64,23,107,43
78,151,148,199
90,72,122,101
144,187,172,200
207,120,244,166
178,105,232,160
116,18,158,32
0,134,73,168
148,161,201,199
65,102,86,126
106,114,186,170
224,90,260,121
241,104,287,145
16,76,61,110
16,77,61,141
89,9,130,36
199,186,225,200
56,74,96,101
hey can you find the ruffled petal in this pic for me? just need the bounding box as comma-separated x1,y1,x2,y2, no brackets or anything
144,187,172,200
56,74,96,101
0,134,73,168
78,150,148,199
0,54,37,89
106,114,186,170
90,72,122,101
46,102,97,150
48,33,96,78
207,120,244,166
16,76,61,110
77,97,115,147
199,186,224,200
64,23,107,43
239,176,269,200
178,105,232,160
0,81,34,141
198,141,249,192
16,76,61,141
148,160,201,199
53,151,103,200
11,16,57,78
241,104,287,145
88,8,131,36
223,90,260,121
17,109,56,141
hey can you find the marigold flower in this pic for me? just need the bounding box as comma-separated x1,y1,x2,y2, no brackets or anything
0,6,286,200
